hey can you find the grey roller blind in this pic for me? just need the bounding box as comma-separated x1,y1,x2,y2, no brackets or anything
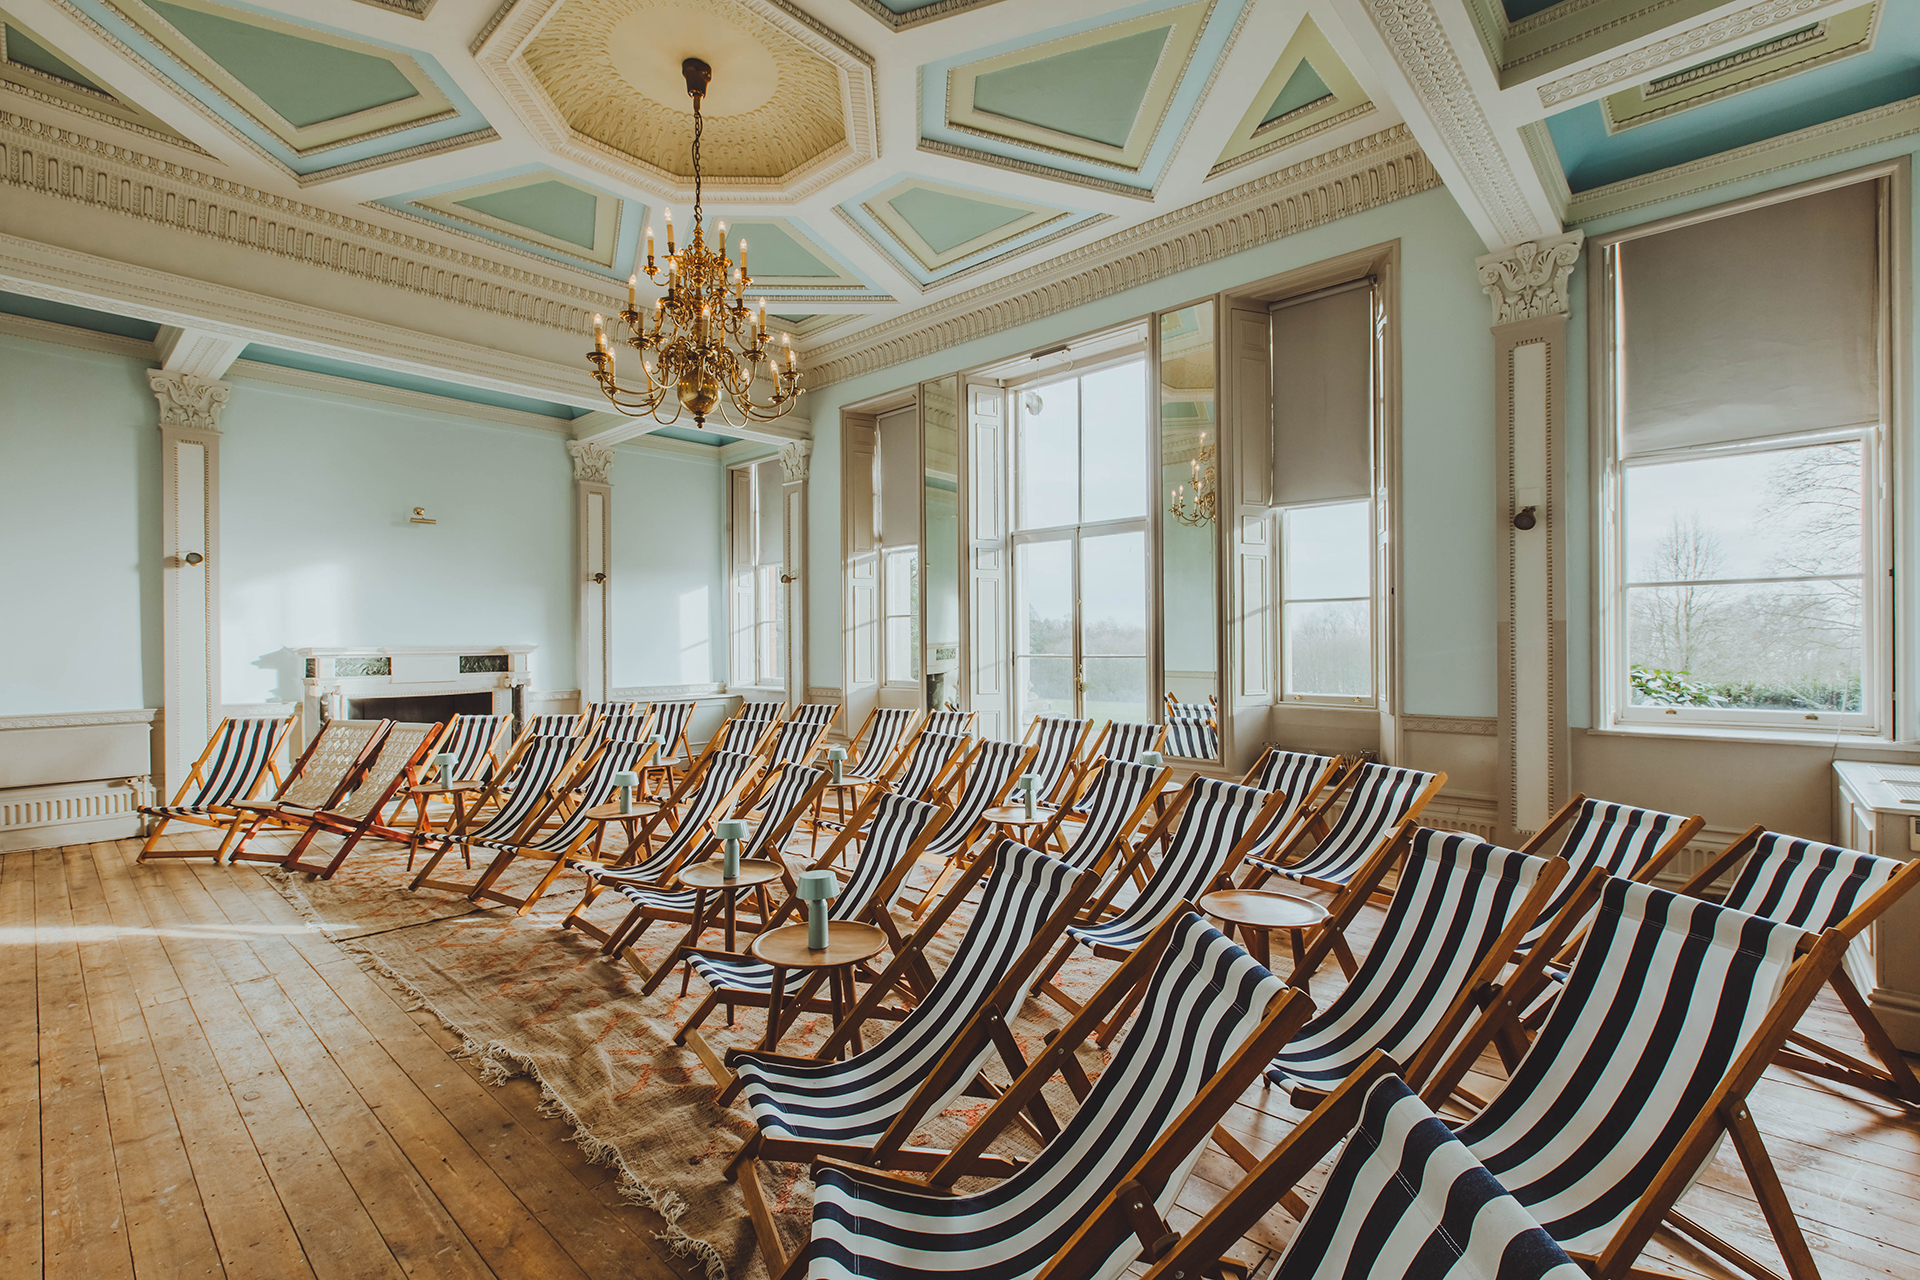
755,458,782,567
1272,283,1373,505
730,466,754,566
878,406,920,548
1620,180,1880,457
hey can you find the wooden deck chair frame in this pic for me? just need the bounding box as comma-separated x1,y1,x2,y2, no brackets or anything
1523,790,1706,888
607,742,752,867
1677,825,1920,1104
676,712,781,797
138,713,296,861
770,907,1315,1280
1020,714,1096,807
226,719,390,856
401,713,514,854
273,723,447,879
1031,756,1171,878
842,705,923,779
407,732,593,892
907,737,1041,915
672,791,952,1086
1239,748,1348,852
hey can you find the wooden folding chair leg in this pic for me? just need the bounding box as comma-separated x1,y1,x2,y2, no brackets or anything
1725,1101,1822,1280
1827,968,1920,1102
735,1153,790,1280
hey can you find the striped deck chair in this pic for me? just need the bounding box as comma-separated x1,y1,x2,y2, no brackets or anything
674,792,950,1083
923,707,975,736
1060,721,1168,816
408,734,583,893
587,707,654,748
779,910,1313,1280
639,698,698,793
791,702,841,730
401,713,514,854
1033,778,1286,1022
724,841,1097,1265
907,737,1039,915
492,714,586,799
594,764,834,993
766,717,831,769
1416,876,1838,1280
264,722,446,879
1165,692,1219,759
1512,794,1703,957
1679,826,1920,1103
1035,757,1168,879
1137,1065,1585,1280
841,706,919,783
882,730,969,802
227,719,388,855
557,749,771,949
1013,715,1093,807
138,714,294,861
1239,748,1345,863
457,738,658,913
1262,829,1564,1107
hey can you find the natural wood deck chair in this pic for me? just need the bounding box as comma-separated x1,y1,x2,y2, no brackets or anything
137,713,295,861
458,738,657,914
1031,757,1169,880
722,840,1096,1265
879,729,970,803
620,729,769,847
586,706,654,749
1033,777,1287,1024
401,712,513,855
408,733,586,892
487,714,586,803
1055,721,1168,816
768,708,836,767
582,699,641,728
1509,794,1704,964
260,721,446,879
226,719,389,856
595,763,832,993
556,749,772,949
636,698,697,795
922,707,976,736
1236,748,1347,863
840,706,921,783
684,711,782,781
673,791,950,1084
1015,714,1093,808
1677,825,1920,1103
1165,691,1220,759
906,736,1040,915
771,909,1314,1280
1135,1066,1587,1280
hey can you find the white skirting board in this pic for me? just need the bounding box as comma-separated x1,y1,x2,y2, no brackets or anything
0,778,154,853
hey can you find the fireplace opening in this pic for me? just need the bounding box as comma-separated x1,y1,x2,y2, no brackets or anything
349,692,494,725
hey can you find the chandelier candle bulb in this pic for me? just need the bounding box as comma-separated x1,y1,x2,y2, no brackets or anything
645,225,654,262
612,771,640,815
740,239,747,276
717,818,747,879
627,275,636,309
665,207,674,254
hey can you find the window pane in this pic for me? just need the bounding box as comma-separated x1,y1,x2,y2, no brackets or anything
1160,303,1217,740
1082,656,1147,723
1081,530,1146,657
1017,381,1079,529
1015,540,1073,656
1285,600,1371,697
1284,501,1371,600
1082,361,1147,522
886,617,920,682
1627,580,1862,711
1019,655,1075,718
1624,442,1862,583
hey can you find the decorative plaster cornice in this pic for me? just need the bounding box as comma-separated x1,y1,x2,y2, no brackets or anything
294,128,501,188
913,139,1154,200
805,126,1440,388
1535,0,1842,105
0,77,210,155
778,439,813,483
1477,230,1584,325
148,368,229,428
1362,0,1540,246
0,709,158,730
567,439,616,484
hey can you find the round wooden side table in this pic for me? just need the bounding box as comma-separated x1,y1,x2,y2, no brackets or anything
581,799,648,862
640,857,785,997
1198,888,1329,976
980,805,1056,851
750,920,889,1056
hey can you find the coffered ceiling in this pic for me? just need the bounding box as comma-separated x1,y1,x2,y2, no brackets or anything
1,0,1917,429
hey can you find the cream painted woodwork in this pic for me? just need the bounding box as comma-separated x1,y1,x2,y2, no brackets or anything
569,441,614,707
965,380,1010,740
780,441,812,711
730,465,757,690
841,416,880,736
152,369,228,792
1833,762,1920,1053
1227,305,1273,774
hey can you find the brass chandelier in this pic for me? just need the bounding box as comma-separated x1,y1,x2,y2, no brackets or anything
586,58,802,429
1169,430,1216,527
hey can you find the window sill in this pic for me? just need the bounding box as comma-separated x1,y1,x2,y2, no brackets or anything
1585,723,1916,752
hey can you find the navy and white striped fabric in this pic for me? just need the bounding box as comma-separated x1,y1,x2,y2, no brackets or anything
1069,779,1273,953
607,764,828,916
767,718,830,767
687,794,943,998
1267,831,1551,1091
576,750,764,884
718,715,776,754
458,736,579,847
1243,750,1340,861
793,702,840,729
1455,879,1801,1253
650,700,697,749
1011,716,1088,806
1058,759,1162,872
438,714,510,783
523,714,584,738
845,707,918,782
1719,830,1901,990
923,709,972,736
584,701,639,725
1165,700,1219,759
475,739,649,854
734,842,1085,1143
1274,1074,1585,1280
922,739,1028,859
735,700,783,731
142,717,283,816
1253,764,1436,888
886,731,968,801
1516,799,1693,953
589,709,653,748
801,913,1283,1280
1093,720,1163,764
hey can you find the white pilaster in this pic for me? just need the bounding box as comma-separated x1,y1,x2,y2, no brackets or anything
568,441,615,708
779,440,812,711
151,369,231,792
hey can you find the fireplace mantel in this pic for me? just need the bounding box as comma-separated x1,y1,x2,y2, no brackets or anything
295,645,534,731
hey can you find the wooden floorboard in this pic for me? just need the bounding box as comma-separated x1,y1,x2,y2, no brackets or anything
12,835,1920,1279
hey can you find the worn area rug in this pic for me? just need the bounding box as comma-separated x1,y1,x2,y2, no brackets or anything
252,832,1113,1280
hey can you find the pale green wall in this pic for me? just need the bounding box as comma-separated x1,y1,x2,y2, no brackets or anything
218,378,577,702
0,335,160,714
610,445,730,688
804,187,1499,717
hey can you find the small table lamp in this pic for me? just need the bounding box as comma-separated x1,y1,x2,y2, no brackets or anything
797,868,839,950
433,752,458,787
826,746,847,785
716,818,748,878
611,771,640,814
1019,772,1040,819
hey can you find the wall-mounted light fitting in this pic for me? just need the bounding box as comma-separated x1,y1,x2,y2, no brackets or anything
410,507,437,525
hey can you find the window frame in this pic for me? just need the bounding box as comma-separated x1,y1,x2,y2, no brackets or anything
727,459,785,692
1590,168,1898,740
1278,497,1378,708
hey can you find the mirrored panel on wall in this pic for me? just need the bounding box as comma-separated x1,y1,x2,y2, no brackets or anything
1158,302,1221,760
921,376,962,711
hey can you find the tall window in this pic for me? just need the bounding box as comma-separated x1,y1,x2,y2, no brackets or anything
1281,500,1373,702
1011,358,1150,728
729,459,784,689
1599,177,1887,732
883,546,919,686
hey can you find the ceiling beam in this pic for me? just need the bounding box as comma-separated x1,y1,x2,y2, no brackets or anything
155,325,245,379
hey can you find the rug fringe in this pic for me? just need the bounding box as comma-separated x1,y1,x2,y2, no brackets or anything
261,868,738,1280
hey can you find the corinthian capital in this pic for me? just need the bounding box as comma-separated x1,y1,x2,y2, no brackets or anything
148,369,230,430
1476,230,1584,326
778,439,813,483
567,440,616,484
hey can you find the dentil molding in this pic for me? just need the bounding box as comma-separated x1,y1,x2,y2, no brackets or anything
567,439,616,484
778,439,813,483
1534,0,1841,106
148,369,230,429
1477,231,1584,325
